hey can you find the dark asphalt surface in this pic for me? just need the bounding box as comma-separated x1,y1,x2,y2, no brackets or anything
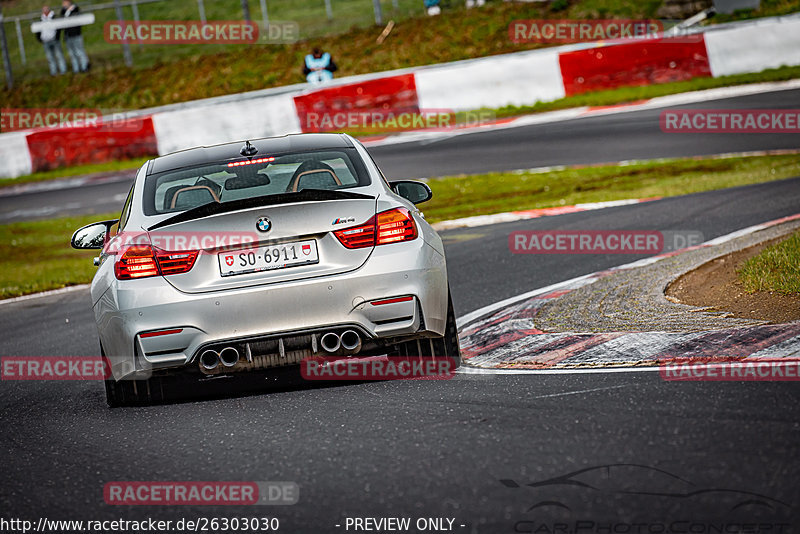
2,87,799,222
2,87,800,531
2,176,800,530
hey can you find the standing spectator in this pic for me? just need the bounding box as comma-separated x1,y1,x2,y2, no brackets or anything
36,6,66,76
61,0,90,73
303,48,337,84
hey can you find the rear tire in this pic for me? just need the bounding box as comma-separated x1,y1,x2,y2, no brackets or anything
101,344,170,407
398,291,461,369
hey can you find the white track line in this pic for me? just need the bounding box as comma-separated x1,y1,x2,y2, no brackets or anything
456,214,799,330
0,284,89,305
456,213,800,375
457,366,662,375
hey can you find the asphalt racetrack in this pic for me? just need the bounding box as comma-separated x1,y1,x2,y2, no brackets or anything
0,88,799,531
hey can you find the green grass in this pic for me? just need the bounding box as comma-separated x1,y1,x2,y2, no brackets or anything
0,157,148,188
421,154,800,222
3,153,799,299
738,231,800,294
489,65,800,119
0,212,117,299
2,0,798,110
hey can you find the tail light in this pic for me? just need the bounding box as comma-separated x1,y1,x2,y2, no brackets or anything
334,208,417,249
114,245,199,280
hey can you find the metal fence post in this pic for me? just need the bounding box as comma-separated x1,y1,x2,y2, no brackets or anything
131,0,143,48
372,0,383,25
241,0,251,22
324,0,333,20
14,18,26,66
113,0,133,67
0,9,13,89
197,0,207,24
259,0,269,27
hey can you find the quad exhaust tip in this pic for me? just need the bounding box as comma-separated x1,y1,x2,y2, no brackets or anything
219,347,240,367
320,330,361,354
199,349,219,370
340,330,361,354
320,332,341,353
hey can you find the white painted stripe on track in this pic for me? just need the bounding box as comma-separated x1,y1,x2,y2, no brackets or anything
456,213,800,343
457,366,662,375
0,284,90,305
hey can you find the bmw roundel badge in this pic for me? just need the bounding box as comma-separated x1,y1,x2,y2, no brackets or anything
256,216,272,233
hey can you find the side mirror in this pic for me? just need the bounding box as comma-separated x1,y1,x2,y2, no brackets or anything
71,219,119,250
390,180,432,205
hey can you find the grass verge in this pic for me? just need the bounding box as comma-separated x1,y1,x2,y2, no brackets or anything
422,154,800,223
738,231,800,294
0,213,118,299
2,153,799,299
0,158,148,189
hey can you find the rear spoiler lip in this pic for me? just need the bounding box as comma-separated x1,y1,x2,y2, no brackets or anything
147,189,376,231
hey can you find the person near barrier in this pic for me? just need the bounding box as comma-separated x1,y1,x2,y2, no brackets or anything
424,0,441,15
36,6,67,76
60,0,90,73
303,48,337,84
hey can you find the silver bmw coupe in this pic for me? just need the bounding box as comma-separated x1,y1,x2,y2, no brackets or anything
72,133,460,406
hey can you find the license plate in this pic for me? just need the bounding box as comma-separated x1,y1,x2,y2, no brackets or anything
218,240,319,277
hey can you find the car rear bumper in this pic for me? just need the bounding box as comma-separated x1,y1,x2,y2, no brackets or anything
95,239,447,380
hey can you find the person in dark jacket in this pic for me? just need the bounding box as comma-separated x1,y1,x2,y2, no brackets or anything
302,48,337,84
60,0,89,72
36,6,66,76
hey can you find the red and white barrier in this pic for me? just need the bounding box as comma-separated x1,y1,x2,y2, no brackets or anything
1,16,798,179
415,49,565,111
0,132,33,178
152,92,301,155
558,38,712,96
705,18,800,77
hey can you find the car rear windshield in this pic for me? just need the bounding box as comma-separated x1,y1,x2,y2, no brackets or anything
143,148,370,216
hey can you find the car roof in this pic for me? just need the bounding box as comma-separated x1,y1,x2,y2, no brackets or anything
149,133,355,175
